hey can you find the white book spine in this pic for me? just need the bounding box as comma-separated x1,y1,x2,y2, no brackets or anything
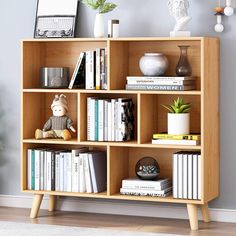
183,154,188,199
114,100,118,141
111,99,115,141
104,100,108,141
46,152,51,191
90,98,95,141
79,154,86,193
59,153,64,192
98,99,104,141
55,153,60,191
72,155,80,192
126,76,195,81
84,154,93,193
85,51,94,89
107,102,112,141
35,150,40,191
198,154,202,200
88,154,97,193
120,187,172,195
178,153,183,198
44,151,47,191
187,153,193,199
69,52,84,89
40,151,44,191
95,48,101,90
27,149,32,190
117,99,122,141
173,153,178,198
152,139,199,145
193,153,198,200
127,79,194,85
66,153,72,192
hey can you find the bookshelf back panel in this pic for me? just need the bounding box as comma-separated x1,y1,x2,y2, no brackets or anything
109,146,184,195
109,40,201,90
23,41,107,89
22,143,107,191
140,94,201,143
23,92,78,139
79,92,138,142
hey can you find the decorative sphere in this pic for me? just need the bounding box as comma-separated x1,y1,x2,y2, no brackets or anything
135,157,160,180
224,6,234,16
214,23,224,33
139,53,169,76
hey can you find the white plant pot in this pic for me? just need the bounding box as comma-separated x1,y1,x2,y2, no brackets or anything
168,113,190,135
94,13,105,38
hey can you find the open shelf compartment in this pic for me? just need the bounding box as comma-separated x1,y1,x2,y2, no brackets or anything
22,92,78,140
139,94,201,145
22,40,107,89
109,39,201,91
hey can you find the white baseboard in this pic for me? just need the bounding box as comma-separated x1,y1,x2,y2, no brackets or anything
0,194,235,223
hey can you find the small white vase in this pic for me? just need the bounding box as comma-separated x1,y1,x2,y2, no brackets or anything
94,13,105,38
168,113,190,135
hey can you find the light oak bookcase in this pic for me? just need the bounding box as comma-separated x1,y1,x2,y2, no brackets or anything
21,37,219,230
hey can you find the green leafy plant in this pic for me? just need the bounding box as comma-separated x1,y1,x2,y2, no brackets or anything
82,0,117,14
162,97,191,113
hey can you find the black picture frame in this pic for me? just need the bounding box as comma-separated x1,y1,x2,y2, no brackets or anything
34,0,79,38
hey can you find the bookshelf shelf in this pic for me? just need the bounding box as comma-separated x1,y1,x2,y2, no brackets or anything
21,37,219,230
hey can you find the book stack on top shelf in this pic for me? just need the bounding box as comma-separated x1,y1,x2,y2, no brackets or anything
126,76,196,91
27,147,107,193
152,133,201,146
69,48,107,90
120,178,172,197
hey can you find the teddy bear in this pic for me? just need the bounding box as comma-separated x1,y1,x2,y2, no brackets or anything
35,94,76,141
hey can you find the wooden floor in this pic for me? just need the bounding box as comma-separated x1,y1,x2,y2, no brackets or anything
0,207,235,235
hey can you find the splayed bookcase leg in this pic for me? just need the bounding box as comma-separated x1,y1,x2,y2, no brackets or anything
187,204,198,230
30,194,44,219
48,195,57,212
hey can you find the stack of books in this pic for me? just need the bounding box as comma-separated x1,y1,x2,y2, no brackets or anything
69,48,107,90
120,178,172,197
152,133,201,146
87,97,135,142
126,76,196,91
173,151,201,200
27,148,107,193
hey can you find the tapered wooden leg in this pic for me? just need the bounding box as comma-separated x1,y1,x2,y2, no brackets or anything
48,195,57,212
200,203,211,223
30,194,43,219
187,204,199,230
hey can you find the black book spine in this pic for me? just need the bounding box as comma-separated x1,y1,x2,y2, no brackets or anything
51,152,55,191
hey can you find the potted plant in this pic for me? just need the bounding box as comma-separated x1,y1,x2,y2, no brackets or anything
82,0,117,38
163,97,191,135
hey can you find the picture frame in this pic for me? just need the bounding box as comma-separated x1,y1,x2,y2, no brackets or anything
34,0,79,38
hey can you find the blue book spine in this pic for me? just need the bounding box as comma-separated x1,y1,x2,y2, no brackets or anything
95,99,99,141
31,150,35,190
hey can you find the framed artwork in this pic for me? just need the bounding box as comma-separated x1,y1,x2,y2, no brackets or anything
34,0,79,38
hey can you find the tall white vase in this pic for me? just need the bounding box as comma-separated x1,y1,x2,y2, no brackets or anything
94,13,105,38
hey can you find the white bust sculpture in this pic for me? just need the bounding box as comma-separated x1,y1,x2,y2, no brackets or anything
168,0,191,33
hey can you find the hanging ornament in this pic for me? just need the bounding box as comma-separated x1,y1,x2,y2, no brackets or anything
214,1,225,33
224,0,234,16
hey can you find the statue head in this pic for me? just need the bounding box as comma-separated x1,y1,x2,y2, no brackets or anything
168,0,190,20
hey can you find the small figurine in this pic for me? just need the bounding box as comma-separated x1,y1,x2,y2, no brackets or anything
35,94,76,140
168,0,192,37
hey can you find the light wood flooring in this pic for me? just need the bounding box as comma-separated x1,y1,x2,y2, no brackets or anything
0,207,235,235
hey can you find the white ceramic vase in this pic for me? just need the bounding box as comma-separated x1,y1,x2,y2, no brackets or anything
139,53,168,76
168,113,190,135
94,13,105,38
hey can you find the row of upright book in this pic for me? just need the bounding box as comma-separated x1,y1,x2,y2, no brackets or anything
126,76,196,91
173,151,201,200
27,147,107,193
87,97,135,142
120,178,172,197
69,48,107,90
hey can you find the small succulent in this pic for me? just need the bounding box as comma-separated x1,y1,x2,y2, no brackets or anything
82,0,117,14
162,97,191,113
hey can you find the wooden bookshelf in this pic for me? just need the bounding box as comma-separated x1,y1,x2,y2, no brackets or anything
21,37,219,230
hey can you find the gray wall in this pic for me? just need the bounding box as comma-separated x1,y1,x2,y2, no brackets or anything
0,0,235,209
